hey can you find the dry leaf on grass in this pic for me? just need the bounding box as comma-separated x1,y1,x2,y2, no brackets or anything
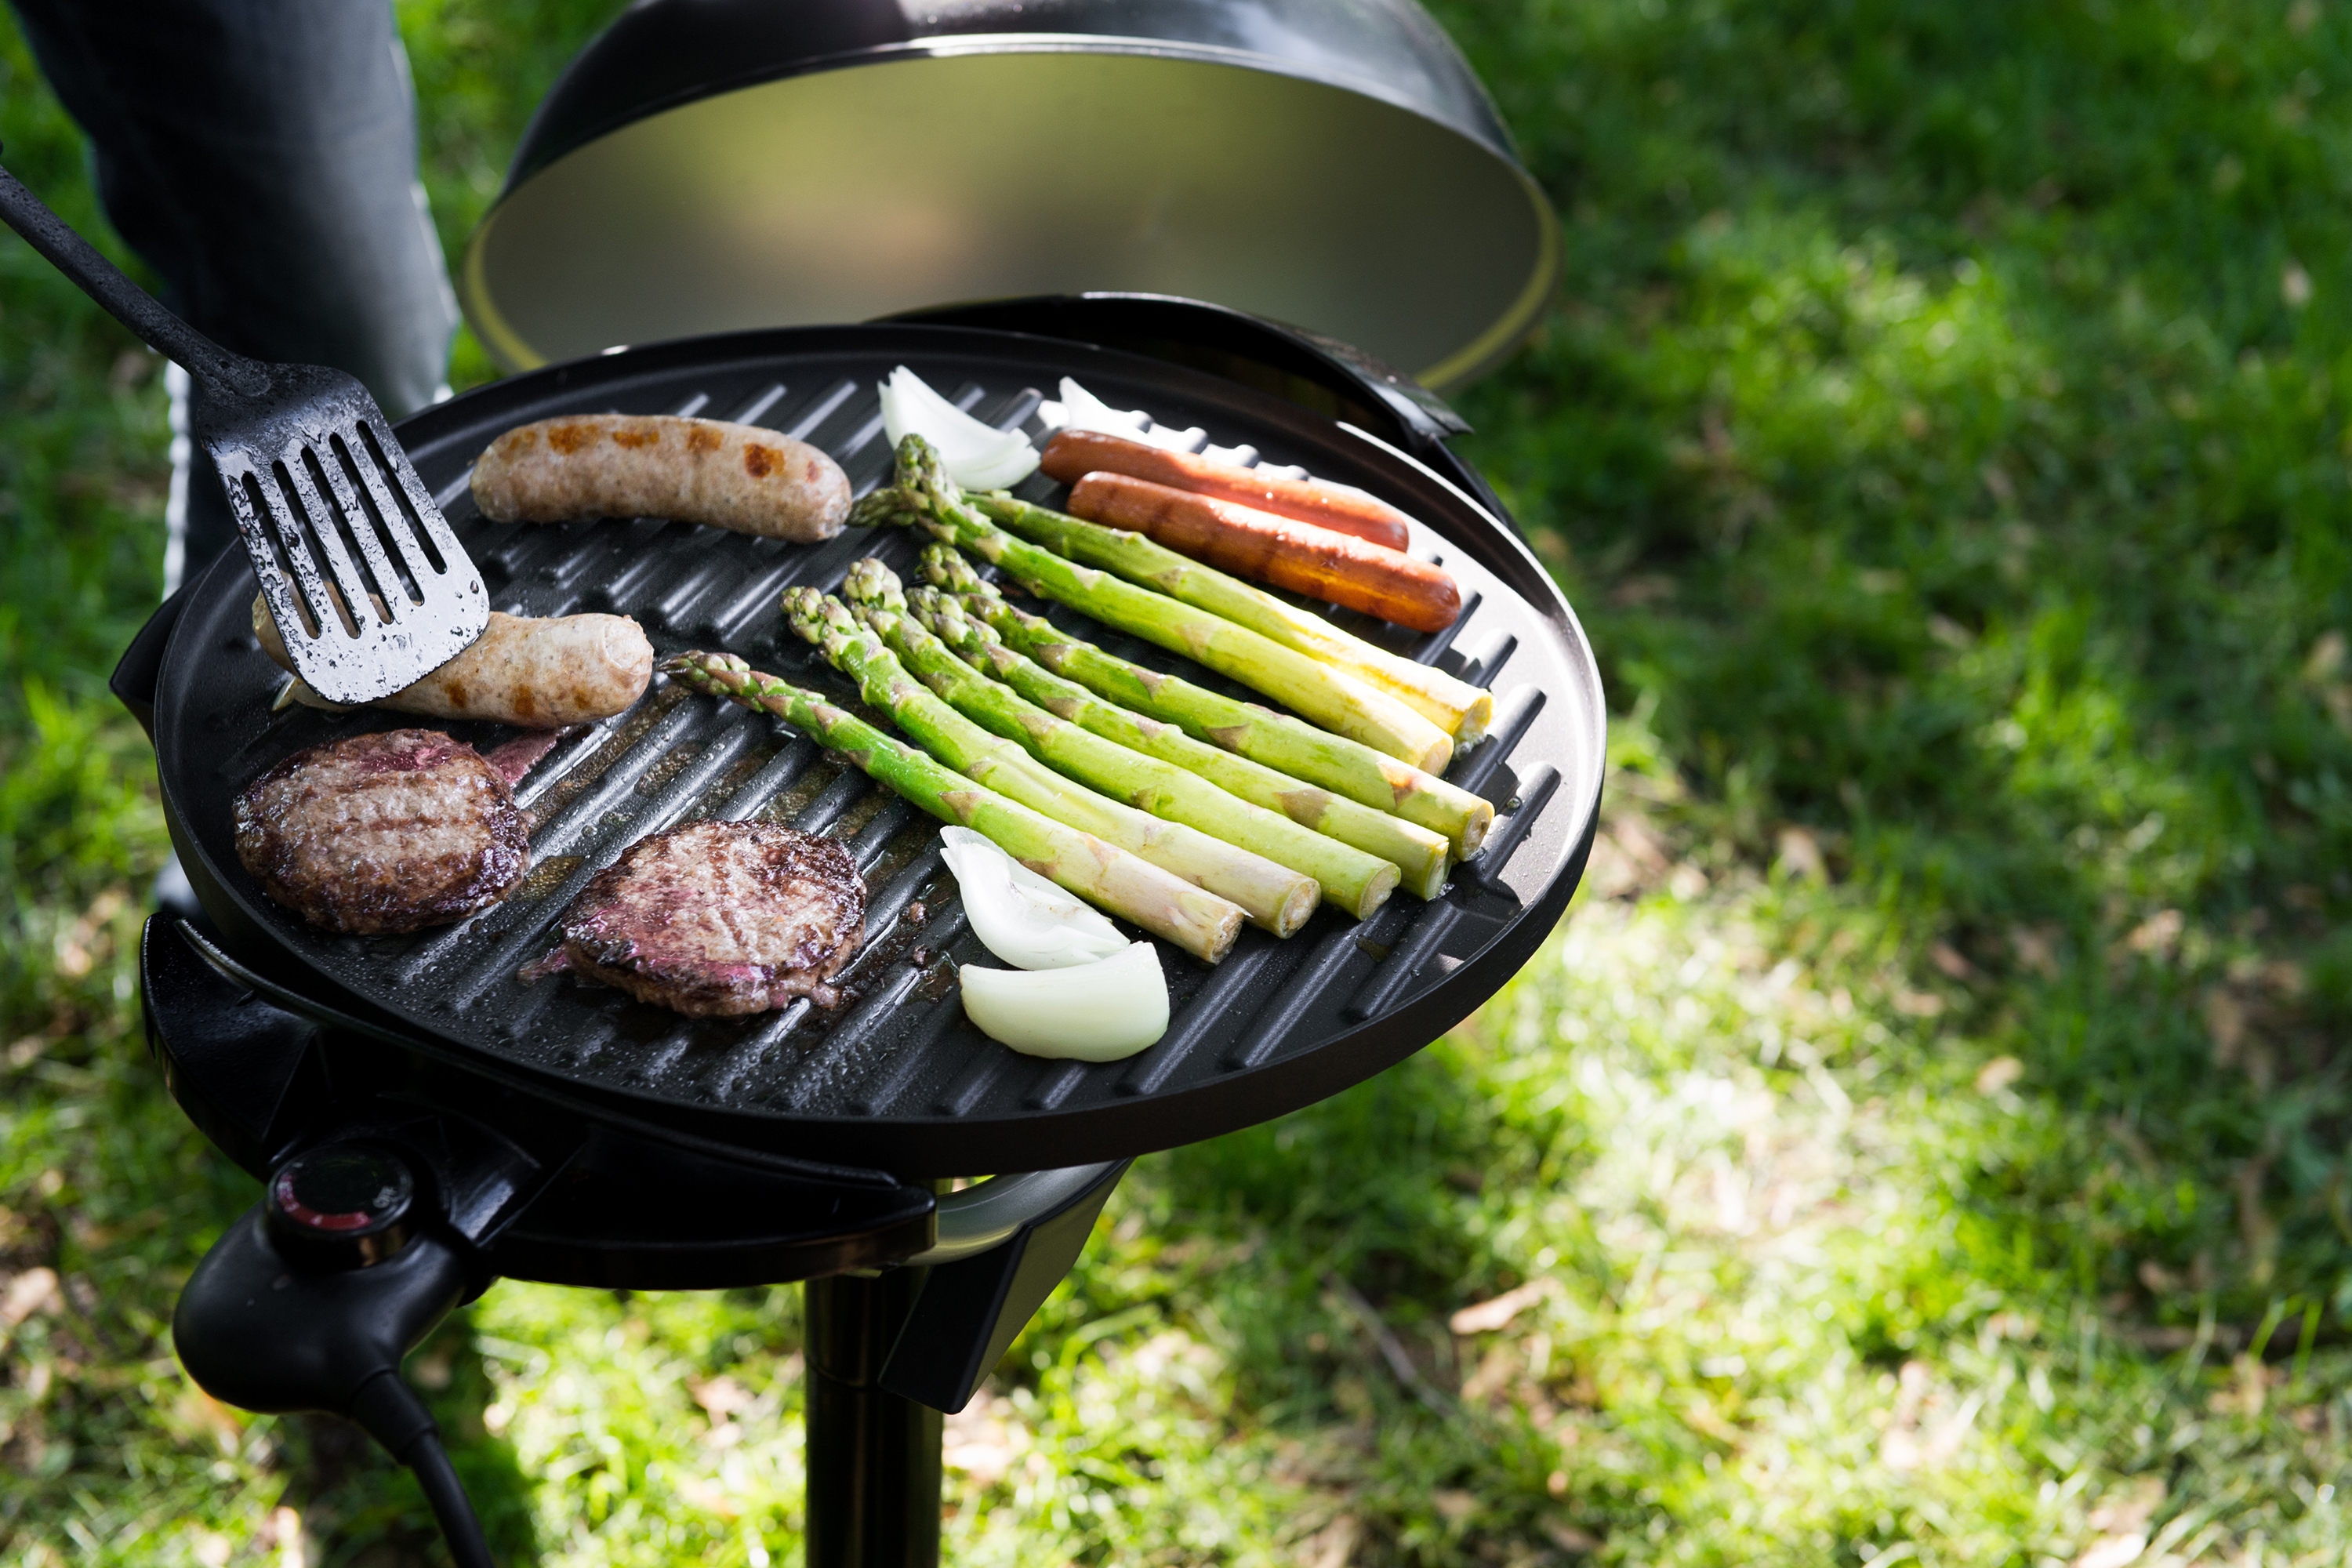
2119,909,2184,961
1879,1360,1983,1472
1450,1279,1556,1336
2009,925,2060,976
1974,1055,2024,1094
1774,826,1826,882
1,1268,59,1327
1544,1521,1602,1555
1300,1514,1360,1568
943,1395,1019,1486
2072,1476,2165,1568
689,1374,753,1419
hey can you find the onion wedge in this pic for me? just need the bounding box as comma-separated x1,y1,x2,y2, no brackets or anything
936,826,1127,970
1046,376,1190,450
959,941,1168,1061
878,365,1038,489
1042,376,1305,477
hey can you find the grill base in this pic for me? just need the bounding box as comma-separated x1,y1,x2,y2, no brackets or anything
154,906,1126,1567
142,914,938,1289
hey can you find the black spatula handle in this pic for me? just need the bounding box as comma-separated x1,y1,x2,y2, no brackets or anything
0,154,267,396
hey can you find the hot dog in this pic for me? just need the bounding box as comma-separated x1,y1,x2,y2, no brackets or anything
469,415,849,542
1066,474,1463,633
1040,430,1412,552
254,593,653,728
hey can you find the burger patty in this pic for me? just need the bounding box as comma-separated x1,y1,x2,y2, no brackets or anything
546,821,866,1017
234,729,530,935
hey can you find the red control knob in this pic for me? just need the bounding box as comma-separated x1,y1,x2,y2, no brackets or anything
264,1145,419,1270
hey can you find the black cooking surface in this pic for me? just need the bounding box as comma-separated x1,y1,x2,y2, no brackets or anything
153,325,1601,1172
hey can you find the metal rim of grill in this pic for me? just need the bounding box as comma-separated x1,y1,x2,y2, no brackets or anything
147,322,1603,1176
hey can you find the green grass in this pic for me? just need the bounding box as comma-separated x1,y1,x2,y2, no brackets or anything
7,0,2352,1562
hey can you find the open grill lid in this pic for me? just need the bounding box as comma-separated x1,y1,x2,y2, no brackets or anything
138,318,1602,1176
457,0,1559,390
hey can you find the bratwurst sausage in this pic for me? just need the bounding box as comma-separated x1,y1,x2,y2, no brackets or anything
469,415,850,541
255,593,653,728
1040,430,1413,551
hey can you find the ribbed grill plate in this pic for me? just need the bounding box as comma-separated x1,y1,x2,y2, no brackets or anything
152,325,1602,1172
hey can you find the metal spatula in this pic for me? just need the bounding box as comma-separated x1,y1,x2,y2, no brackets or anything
0,158,485,705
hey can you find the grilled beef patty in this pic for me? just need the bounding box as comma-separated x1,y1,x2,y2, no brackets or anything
234,729,530,935
546,821,865,1017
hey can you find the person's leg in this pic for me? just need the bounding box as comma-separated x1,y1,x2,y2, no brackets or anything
11,0,459,589
12,0,463,918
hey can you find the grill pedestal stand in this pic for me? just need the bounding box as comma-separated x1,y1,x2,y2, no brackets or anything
806,1269,943,1568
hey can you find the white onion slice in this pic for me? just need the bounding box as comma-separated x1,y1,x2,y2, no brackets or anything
877,365,1040,488
959,942,1168,1061
1051,376,1206,453
1049,378,1305,471
936,826,1126,970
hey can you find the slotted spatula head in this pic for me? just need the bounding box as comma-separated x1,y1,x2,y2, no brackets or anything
0,154,487,706
194,363,487,706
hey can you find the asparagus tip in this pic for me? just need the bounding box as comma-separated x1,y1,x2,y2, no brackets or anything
841,556,908,613
848,486,916,529
782,586,834,644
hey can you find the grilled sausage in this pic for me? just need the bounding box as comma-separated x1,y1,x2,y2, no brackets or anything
469,415,850,541
1040,430,1412,551
1068,473,1462,633
255,593,652,728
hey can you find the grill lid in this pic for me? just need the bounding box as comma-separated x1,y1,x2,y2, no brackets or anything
458,0,1559,390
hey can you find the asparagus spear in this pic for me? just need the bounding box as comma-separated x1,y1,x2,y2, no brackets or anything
920,543,1494,858
841,558,1398,920
782,587,1316,938
867,437,1457,775
902,579,1454,902
975,492,1493,745
660,652,1241,964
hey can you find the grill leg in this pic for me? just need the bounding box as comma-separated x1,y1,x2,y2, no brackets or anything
804,1269,942,1568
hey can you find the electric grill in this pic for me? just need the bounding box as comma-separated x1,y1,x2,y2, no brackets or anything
112,2,1601,1563
123,304,1600,1564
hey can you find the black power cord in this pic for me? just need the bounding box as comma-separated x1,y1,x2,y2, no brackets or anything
406,1428,497,1568
175,1174,492,1568
353,1371,496,1568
